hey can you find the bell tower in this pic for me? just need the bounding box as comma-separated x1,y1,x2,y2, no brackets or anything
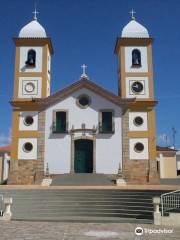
116,11,154,100
13,12,53,100
9,11,53,184
115,11,159,183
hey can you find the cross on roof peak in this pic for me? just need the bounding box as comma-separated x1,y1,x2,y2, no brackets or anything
80,64,89,79
32,3,39,20
129,9,136,20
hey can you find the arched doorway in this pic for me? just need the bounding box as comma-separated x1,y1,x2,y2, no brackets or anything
74,139,93,173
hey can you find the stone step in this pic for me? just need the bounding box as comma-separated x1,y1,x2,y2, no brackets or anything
1,190,160,195
12,211,153,219
11,197,153,201
50,174,116,186
11,206,153,213
1,193,159,199
12,204,153,209
13,211,153,217
1,196,157,201
11,205,153,212
0,189,167,193
13,201,153,206
0,189,168,223
12,215,153,223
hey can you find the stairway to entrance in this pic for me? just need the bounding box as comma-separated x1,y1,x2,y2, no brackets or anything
0,189,169,223
51,174,116,186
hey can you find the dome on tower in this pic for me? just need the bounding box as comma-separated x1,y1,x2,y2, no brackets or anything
18,19,47,38
121,19,149,38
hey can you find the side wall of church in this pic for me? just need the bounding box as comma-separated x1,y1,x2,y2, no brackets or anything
44,88,122,174
121,107,159,184
8,109,46,184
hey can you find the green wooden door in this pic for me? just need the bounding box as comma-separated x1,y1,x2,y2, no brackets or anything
74,139,93,173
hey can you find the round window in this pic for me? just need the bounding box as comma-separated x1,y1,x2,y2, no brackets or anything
24,82,35,93
133,116,144,126
24,116,34,126
131,81,144,94
134,142,144,153
23,142,33,152
77,95,91,108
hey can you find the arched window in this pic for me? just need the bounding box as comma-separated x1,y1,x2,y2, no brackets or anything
25,49,36,66
132,49,141,66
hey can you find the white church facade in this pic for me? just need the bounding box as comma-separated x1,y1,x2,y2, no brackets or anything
9,13,159,184
44,86,123,174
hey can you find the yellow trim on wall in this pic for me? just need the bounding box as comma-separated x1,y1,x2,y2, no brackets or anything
11,111,19,161
16,132,40,138
11,39,52,171
117,41,154,100
13,41,51,100
116,38,157,165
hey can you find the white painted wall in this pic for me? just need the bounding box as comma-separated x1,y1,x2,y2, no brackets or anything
125,46,148,72
18,77,42,98
125,77,149,99
18,138,37,160
47,49,51,94
176,152,180,170
3,153,10,180
157,154,165,178
19,46,43,72
19,111,38,131
47,52,51,78
44,88,122,174
47,80,50,97
177,161,180,170
129,138,149,160
129,112,148,131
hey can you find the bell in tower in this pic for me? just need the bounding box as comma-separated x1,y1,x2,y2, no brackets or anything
114,10,159,184
12,8,53,99
25,49,36,66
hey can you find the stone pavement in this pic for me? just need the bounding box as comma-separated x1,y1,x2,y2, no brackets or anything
0,184,179,190
0,221,180,240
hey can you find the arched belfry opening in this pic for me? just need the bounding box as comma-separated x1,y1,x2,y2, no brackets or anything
132,49,141,66
26,49,36,66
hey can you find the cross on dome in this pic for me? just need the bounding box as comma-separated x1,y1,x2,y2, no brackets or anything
32,3,39,20
122,10,149,38
129,9,136,20
19,3,46,38
80,64,89,79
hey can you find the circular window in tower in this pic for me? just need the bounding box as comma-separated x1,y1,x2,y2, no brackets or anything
133,116,144,126
23,142,33,153
77,94,91,108
134,142,144,153
131,81,144,94
24,82,35,93
24,116,34,126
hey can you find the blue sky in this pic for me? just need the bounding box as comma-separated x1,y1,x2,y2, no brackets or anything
0,0,180,148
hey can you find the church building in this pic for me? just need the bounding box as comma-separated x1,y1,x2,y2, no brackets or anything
9,12,159,185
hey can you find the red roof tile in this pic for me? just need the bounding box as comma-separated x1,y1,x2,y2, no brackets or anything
156,146,177,152
0,145,11,153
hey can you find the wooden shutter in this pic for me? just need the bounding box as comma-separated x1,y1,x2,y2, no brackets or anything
102,112,112,132
56,112,66,132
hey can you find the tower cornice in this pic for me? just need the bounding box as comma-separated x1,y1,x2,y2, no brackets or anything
114,37,153,54
13,37,54,54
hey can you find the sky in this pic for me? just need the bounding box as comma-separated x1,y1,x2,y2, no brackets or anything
0,0,180,148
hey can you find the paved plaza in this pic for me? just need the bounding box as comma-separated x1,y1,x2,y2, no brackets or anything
0,221,180,240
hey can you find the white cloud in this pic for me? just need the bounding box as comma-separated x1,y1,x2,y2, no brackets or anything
0,129,11,146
